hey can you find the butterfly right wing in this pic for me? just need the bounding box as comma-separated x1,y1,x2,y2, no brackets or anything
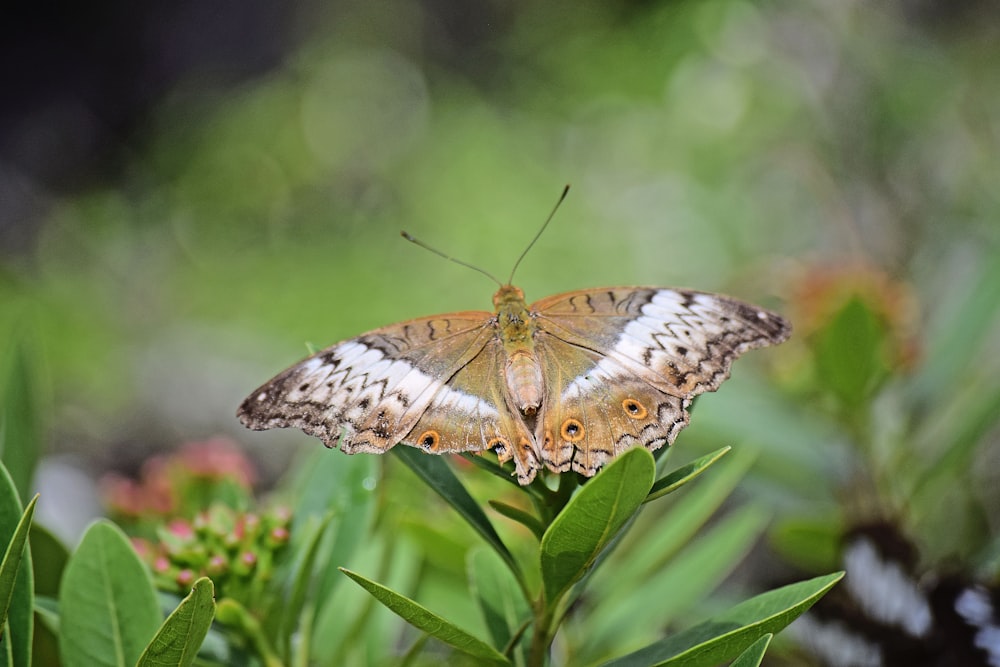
237,311,499,454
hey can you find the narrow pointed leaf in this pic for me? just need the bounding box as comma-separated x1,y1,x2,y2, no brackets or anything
467,548,530,653
611,448,756,591
29,522,69,598
0,494,37,633
293,449,377,632
584,504,769,652
488,500,544,540
645,446,730,502
0,462,33,667
281,512,332,658
136,577,216,667
540,448,655,605
729,633,772,667
0,342,42,503
394,447,518,574
340,567,510,665
601,572,843,667
461,453,524,489
59,521,161,667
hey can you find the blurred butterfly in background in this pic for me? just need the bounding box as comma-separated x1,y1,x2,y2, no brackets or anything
788,521,1000,667
237,187,791,484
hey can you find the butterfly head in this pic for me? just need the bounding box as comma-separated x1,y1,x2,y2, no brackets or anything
492,284,526,309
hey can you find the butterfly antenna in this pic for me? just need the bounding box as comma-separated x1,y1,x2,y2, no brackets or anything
507,184,570,285
400,231,503,287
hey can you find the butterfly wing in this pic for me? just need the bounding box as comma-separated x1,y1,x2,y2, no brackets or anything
532,287,790,476
532,338,690,476
238,311,501,454
398,342,540,483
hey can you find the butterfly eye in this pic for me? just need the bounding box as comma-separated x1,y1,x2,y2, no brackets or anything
560,418,586,442
622,398,648,420
417,430,440,450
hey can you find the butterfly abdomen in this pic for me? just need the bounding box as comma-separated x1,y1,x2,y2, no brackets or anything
505,349,544,417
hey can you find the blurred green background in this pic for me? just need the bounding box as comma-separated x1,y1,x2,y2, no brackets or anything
1,0,998,659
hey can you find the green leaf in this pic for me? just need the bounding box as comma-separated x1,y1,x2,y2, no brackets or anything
281,446,378,647
813,296,889,407
280,512,332,660
584,504,770,653
309,452,377,612
912,386,1000,500
0,340,42,504
33,595,58,631
768,517,841,573
729,633,772,667
488,500,544,540
311,536,422,664
467,548,530,654
136,577,216,667
0,462,33,667
215,597,281,667
0,494,37,633
394,447,519,576
911,256,1000,402
461,453,525,489
340,567,510,665
59,520,161,667
646,446,730,502
28,522,69,598
608,448,755,591
539,447,655,605
601,572,843,667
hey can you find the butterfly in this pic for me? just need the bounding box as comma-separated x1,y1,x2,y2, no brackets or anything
237,280,791,485
790,521,1000,667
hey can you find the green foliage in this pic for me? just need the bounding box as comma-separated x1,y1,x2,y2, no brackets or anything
394,446,519,575
0,460,34,667
0,494,37,638
340,567,511,665
539,449,654,605
58,521,161,667
333,447,831,666
0,340,42,511
0,428,836,666
3,3,997,664
812,296,891,410
136,577,215,667
729,634,772,667
602,573,842,667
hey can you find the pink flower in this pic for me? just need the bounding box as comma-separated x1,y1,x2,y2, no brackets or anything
269,526,289,544
176,569,196,588
130,537,153,559
177,437,256,488
167,518,195,540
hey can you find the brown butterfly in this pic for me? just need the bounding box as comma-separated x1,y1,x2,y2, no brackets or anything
237,193,791,485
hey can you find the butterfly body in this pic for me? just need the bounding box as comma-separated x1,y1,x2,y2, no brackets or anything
494,285,545,419
238,284,790,484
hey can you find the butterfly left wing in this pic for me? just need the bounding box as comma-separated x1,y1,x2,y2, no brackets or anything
238,311,499,454
397,341,542,484
531,287,790,476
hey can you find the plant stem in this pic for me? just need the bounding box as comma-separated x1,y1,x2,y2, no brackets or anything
527,598,556,667
521,472,580,665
